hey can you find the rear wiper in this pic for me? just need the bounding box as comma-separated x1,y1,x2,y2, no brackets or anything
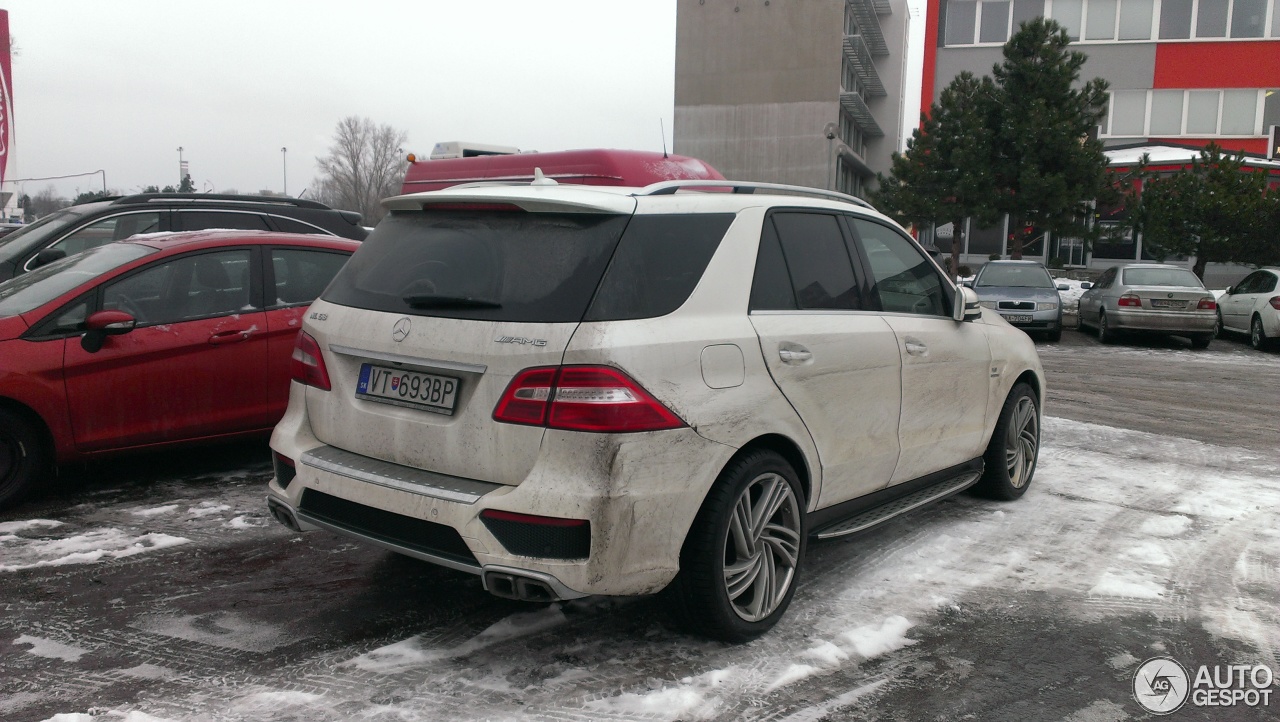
403,294,503,309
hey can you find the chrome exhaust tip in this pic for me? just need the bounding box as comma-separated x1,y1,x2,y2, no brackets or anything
484,571,557,602
267,498,301,532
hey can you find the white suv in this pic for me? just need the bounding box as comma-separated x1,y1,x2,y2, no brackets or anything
267,179,1044,641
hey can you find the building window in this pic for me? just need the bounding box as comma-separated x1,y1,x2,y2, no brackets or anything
1160,0,1277,39
839,112,866,157
944,0,1277,45
836,158,864,197
1104,89,1265,137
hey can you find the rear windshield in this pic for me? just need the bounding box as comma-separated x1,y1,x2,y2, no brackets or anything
323,210,736,323
0,242,156,318
1121,267,1204,288
323,210,631,323
976,264,1054,288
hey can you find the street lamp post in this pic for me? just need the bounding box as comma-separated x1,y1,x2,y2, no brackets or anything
281,147,288,196
177,146,184,188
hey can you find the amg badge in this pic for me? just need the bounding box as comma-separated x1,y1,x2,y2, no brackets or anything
495,335,548,347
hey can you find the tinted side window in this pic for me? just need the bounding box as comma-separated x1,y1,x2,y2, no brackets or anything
585,214,734,321
50,212,163,256
272,249,350,306
103,250,253,325
179,211,270,231
272,217,328,235
851,218,950,317
772,213,861,310
1258,273,1279,294
750,220,797,311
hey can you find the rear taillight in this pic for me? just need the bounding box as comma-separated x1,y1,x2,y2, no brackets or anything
1118,294,1142,307
290,331,331,391
1197,297,1217,310
493,365,685,433
1269,296,1280,310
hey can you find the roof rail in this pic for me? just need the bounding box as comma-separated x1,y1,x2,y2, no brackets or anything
111,193,332,210
636,180,876,209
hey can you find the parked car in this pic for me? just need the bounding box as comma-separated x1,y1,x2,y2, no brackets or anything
967,260,1063,341
1077,263,1218,348
0,193,366,283
266,179,1045,641
1216,267,1280,350
0,231,358,509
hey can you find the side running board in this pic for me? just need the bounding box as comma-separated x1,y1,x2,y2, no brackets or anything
811,471,981,540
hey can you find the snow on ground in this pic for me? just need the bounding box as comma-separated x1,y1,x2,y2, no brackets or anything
25,416,1280,721
0,528,190,572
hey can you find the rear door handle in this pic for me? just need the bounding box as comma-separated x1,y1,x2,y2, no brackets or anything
778,347,812,364
904,340,928,356
209,329,252,345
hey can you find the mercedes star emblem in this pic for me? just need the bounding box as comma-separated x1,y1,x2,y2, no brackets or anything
392,317,412,342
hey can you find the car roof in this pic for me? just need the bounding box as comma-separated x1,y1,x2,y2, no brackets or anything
983,260,1044,266
383,181,894,223
121,229,359,252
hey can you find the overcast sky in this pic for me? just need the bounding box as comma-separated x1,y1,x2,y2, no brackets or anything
4,0,923,202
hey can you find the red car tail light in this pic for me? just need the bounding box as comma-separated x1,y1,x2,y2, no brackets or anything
1269,296,1280,310
290,331,331,391
493,365,685,433
1197,297,1217,310
1118,294,1142,307
492,367,559,426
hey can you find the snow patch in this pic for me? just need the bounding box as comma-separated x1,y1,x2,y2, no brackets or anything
224,515,266,529
838,615,916,660
1108,652,1139,670
348,605,568,672
1121,542,1173,567
0,530,190,572
13,634,89,662
132,612,292,653
802,641,850,667
0,519,64,535
131,504,180,517
1140,515,1192,537
766,664,822,692
185,502,230,518
1088,571,1165,599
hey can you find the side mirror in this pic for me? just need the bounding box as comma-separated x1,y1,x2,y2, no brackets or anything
81,310,136,353
1079,282,1093,290
1225,285,1234,295
1056,283,1069,291
30,248,67,269
961,279,974,288
954,286,982,322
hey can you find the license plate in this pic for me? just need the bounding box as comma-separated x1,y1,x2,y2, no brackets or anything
1001,314,1033,324
356,364,459,415
1149,299,1186,309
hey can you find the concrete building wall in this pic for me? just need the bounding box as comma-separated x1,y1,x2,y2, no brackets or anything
675,0,908,193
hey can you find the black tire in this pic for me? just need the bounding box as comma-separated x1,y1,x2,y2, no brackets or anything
668,449,806,642
1251,315,1272,350
1097,308,1118,344
0,408,49,510
1189,334,1212,350
973,383,1039,501
1214,311,1223,339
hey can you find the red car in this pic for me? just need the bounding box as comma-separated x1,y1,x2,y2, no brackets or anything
0,231,358,508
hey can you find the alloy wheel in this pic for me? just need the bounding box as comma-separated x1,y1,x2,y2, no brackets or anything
722,472,802,622
1004,397,1038,489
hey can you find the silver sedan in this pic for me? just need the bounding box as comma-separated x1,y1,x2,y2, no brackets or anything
1078,263,1218,349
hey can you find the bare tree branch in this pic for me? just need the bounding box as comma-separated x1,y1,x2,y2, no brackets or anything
315,116,407,225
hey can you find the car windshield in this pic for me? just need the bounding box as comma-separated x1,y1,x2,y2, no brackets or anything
1122,267,1204,288
976,264,1054,289
0,242,156,318
0,206,89,265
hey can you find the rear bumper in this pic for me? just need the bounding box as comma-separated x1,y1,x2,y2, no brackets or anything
1109,308,1216,334
268,386,736,598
